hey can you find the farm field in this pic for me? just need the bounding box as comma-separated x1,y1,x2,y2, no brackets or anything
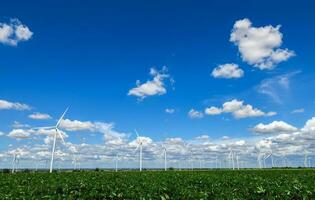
0,169,315,199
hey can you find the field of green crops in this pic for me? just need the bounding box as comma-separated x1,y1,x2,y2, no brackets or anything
0,169,315,199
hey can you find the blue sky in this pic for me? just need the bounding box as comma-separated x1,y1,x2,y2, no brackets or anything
1,0,315,168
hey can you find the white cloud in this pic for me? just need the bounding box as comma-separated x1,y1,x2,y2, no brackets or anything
0,19,33,46
165,108,175,114
235,140,246,146
59,119,128,146
205,106,222,115
258,71,299,103
94,122,128,146
253,121,298,134
206,99,276,119
0,99,31,110
12,121,30,129
301,117,315,133
28,112,52,120
230,18,294,69
7,129,31,139
222,136,230,140
224,99,275,119
128,67,172,100
188,109,204,119
211,63,244,79
129,136,153,147
292,108,304,114
0,131,5,136
60,119,95,132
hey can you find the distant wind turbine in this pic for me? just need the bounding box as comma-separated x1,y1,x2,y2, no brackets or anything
162,144,167,171
304,150,309,168
34,107,69,173
229,149,235,170
115,153,119,172
236,154,240,170
257,152,263,169
11,151,17,173
134,129,144,171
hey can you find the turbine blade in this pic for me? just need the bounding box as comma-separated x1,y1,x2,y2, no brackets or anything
56,129,66,145
134,144,140,153
32,126,55,130
56,107,69,128
134,129,140,138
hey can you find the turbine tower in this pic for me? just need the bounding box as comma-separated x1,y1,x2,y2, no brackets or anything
134,129,143,171
11,151,17,173
115,154,118,172
162,144,167,171
34,107,69,173
304,150,309,168
229,149,235,170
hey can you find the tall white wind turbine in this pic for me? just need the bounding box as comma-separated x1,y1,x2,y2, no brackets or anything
134,129,143,171
115,153,119,172
229,149,235,170
162,144,167,171
11,151,17,173
304,150,309,168
34,107,69,173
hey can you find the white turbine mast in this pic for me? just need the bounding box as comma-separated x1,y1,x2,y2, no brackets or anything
236,154,240,170
34,107,69,173
257,152,263,169
134,129,143,171
229,148,235,170
304,149,309,168
115,154,118,172
11,151,18,173
162,144,167,171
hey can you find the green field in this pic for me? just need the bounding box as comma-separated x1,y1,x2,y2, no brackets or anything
0,169,315,199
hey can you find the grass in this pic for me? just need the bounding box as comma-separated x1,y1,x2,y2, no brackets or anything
0,169,314,199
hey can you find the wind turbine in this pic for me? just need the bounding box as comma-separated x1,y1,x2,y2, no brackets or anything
162,144,167,171
257,152,263,169
264,152,272,168
11,151,17,173
134,129,143,171
236,154,240,170
228,149,235,170
34,107,69,173
115,153,119,172
304,150,309,168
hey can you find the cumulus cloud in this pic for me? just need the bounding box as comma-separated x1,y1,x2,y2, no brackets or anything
253,121,298,134
301,117,315,134
7,129,31,139
188,109,204,119
28,112,52,120
0,19,33,46
59,119,128,147
165,108,175,114
230,18,294,69
12,121,30,129
94,122,128,146
129,136,153,148
235,140,246,146
205,106,222,115
0,131,5,136
60,119,95,132
207,99,276,119
0,99,31,110
211,63,244,79
128,67,172,100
